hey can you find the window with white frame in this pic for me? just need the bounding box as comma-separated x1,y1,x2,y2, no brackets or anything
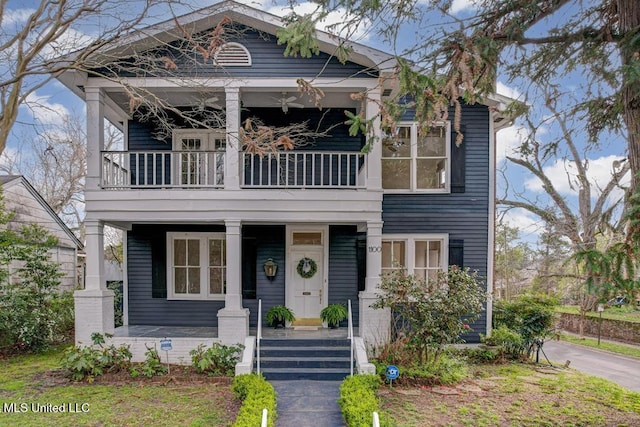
381,235,448,286
381,122,450,191
167,232,226,300
172,130,226,186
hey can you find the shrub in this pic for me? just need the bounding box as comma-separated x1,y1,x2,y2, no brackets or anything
373,266,487,364
190,342,244,376
374,353,468,386
493,294,558,356
0,223,67,352
130,345,168,378
232,374,276,427
60,333,132,381
339,375,393,426
483,325,525,360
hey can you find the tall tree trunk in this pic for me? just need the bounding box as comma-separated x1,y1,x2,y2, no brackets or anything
618,0,640,232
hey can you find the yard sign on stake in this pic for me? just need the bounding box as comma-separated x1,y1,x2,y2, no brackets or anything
160,338,172,374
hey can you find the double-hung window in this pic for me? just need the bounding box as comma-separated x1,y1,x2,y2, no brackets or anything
167,232,226,300
381,234,448,287
172,130,226,187
382,122,450,192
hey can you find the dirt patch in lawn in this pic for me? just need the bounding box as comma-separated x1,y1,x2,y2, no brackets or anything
379,366,640,426
29,365,241,423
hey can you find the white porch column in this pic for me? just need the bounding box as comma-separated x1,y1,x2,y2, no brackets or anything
366,88,382,190
359,221,390,348
217,220,249,345
85,87,105,191
225,86,241,190
74,220,114,345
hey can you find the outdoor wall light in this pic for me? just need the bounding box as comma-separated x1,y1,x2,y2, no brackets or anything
263,258,278,280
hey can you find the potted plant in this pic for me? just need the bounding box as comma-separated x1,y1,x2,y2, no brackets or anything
265,305,295,328
320,304,348,328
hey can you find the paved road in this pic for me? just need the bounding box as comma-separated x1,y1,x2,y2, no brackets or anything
540,340,640,392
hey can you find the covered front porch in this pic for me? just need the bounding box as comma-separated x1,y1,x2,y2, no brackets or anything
76,220,389,358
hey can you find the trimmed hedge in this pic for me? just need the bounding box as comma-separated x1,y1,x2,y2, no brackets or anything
232,374,277,427
339,375,393,427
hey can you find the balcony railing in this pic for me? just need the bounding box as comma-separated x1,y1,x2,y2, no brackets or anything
102,151,225,189
242,151,367,189
101,150,367,190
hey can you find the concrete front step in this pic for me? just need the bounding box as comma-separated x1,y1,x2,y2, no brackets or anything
258,338,352,381
260,368,351,381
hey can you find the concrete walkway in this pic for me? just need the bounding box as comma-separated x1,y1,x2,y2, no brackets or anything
271,380,345,427
540,340,640,393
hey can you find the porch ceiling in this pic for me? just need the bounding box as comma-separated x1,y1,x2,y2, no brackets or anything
106,88,361,115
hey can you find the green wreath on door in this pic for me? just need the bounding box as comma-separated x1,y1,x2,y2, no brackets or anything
296,257,317,279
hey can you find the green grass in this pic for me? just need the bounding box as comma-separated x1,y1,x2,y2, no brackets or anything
380,362,640,426
559,333,640,358
556,305,640,323
0,346,237,426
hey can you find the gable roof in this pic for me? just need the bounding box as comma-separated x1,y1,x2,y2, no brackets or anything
0,175,83,250
57,0,397,100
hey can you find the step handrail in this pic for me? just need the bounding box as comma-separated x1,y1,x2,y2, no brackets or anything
347,299,354,376
257,299,262,375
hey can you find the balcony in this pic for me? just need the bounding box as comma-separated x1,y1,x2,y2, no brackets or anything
102,151,225,189
101,150,367,190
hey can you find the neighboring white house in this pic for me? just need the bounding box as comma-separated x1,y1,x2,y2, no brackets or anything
0,175,84,290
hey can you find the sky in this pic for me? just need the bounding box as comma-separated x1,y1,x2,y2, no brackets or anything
1,0,629,247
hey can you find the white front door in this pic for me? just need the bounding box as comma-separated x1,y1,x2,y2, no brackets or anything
287,228,327,320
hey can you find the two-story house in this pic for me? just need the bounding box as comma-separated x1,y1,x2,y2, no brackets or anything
56,0,512,363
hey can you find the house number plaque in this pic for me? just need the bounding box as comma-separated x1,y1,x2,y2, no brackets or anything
368,246,382,252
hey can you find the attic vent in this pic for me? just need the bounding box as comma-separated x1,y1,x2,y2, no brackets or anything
382,88,392,97
214,42,252,66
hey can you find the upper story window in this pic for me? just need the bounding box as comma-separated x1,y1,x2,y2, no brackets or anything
382,234,448,288
172,130,225,186
214,42,252,66
167,232,226,300
382,122,451,192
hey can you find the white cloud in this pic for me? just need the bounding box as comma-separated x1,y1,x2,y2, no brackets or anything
449,0,478,14
496,81,523,101
500,209,544,240
524,155,630,200
263,1,370,41
496,125,526,164
1,8,35,26
22,92,70,126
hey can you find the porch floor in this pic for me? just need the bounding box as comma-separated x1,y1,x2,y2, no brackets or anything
113,325,358,339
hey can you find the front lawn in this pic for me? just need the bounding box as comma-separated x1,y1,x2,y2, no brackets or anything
0,345,239,427
379,362,640,426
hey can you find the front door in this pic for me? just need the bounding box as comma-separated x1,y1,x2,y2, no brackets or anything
287,228,326,320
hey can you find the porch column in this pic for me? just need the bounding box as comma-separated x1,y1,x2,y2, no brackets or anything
217,220,249,345
366,88,382,191
85,87,105,192
359,221,390,348
74,220,114,345
225,86,241,190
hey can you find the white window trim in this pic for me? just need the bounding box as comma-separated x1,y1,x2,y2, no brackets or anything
172,129,226,151
381,233,449,275
166,232,226,301
382,121,451,194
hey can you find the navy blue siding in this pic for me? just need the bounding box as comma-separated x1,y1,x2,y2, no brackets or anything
328,226,360,326
99,26,375,79
243,225,286,327
382,103,491,341
127,224,225,326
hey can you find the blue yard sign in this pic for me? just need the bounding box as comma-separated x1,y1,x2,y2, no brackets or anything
160,338,172,351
